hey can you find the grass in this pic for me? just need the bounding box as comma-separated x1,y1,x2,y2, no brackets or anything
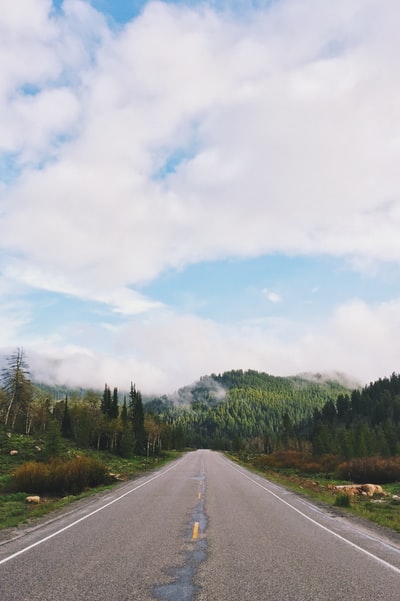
3,436,399,535
0,433,181,531
0,489,109,530
334,492,352,507
227,452,400,534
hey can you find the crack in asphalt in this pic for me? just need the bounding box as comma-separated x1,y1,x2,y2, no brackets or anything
152,471,207,601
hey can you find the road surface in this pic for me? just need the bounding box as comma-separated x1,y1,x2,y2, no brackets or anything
0,450,399,600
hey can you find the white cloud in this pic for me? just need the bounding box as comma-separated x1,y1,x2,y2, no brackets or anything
97,287,163,315
3,260,162,316
1,0,399,302
297,298,400,385
28,344,167,392
0,0,108,163
1,1,400,391
22,296,400,394
262,288,282,303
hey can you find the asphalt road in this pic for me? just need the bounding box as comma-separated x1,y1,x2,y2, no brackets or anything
0,450,399,601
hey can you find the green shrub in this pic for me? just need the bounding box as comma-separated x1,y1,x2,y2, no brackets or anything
334,493,351,507
13,456,108,495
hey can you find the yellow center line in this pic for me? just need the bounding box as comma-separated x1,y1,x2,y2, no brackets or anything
192,521,199,540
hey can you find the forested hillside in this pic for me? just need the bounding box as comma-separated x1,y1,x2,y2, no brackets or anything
310,373,400,458
1,348,399,460
146,370,352,450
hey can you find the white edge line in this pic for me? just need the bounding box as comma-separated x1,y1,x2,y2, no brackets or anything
227,460,400,576
0,459,182,567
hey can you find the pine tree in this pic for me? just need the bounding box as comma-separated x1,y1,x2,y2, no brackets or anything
129,382,146,455
121,396,128,425
354,424,370,457
1,348,33,431
338,429,354,460
101,384,111,417
44,419,62,459
336,394,352,426
109,387,119,419
61,397,73,438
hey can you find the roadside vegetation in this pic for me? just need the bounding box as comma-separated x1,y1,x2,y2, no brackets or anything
227,450,400,533
0,431,179,530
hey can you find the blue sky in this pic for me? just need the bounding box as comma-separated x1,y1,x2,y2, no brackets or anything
0,0,399,393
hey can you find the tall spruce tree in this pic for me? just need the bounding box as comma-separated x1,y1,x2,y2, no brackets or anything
61,396,73,438
101,384,111,417
117,395,133,457
44,419,62,459
129,382,146,455
109,387,119,419
121,396,128,425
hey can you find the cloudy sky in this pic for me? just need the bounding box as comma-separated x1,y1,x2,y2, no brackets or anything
0,0,399,394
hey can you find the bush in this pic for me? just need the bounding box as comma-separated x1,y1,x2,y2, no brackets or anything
13,456,108,495
337,456,400,484
13,461,49,494
255,450,311,470
253,451,341,475
334,493,351,508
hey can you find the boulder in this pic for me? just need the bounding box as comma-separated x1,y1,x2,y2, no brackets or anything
332,483,386,496
26,496,41,504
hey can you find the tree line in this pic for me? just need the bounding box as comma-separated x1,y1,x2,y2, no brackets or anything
0,349,182,457
1,350,399,460
309,373,400,458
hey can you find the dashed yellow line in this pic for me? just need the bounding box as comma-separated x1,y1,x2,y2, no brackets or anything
192,521,199,540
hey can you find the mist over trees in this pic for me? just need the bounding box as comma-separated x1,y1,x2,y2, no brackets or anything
145,370,351,451
0,349,162,458
1,350,399,463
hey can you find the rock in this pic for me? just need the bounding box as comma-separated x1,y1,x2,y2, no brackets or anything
332,483,386,497
26,496,41,504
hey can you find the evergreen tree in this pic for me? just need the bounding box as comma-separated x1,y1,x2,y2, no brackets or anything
321,399,337,423
336,394,352,426
383,419,398,455
101,384,111,417
354,424,369,457
172,423,186,450
281,411,295,449
109,387,119,419
338,429,354,460
312,423,332,455
44,419,62,459
121,396,128,425
1,348,33,431
61,397,73,438
129,382,146,455
375,425,390,457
